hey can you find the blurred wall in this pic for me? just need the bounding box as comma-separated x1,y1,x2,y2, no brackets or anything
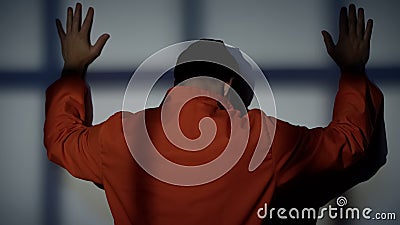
0,0,399,225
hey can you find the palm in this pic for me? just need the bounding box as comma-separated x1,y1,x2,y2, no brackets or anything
322,4,373,73
56,3,109,72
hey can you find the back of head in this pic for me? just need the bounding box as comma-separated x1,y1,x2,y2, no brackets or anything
173,39,240,85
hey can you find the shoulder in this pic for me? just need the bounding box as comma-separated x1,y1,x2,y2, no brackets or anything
247,109,310,147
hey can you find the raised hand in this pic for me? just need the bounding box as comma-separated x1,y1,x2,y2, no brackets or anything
322,4,373,74
56,3,110,76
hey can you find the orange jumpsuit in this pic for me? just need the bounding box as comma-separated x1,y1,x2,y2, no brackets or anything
44,72,384,225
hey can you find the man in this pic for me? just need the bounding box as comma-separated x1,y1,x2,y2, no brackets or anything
45,3,385,225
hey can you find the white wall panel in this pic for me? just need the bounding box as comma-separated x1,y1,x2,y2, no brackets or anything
0,0,44,71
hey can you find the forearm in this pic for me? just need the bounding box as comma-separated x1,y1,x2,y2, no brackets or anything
333,71,383,140
315,71,384,171
44,74,102,182
44,75,92,153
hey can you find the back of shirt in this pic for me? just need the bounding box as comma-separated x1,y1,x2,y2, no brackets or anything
99,86,277,225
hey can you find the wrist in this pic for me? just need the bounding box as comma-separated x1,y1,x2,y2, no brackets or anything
62,62,88,78
339,65,366,75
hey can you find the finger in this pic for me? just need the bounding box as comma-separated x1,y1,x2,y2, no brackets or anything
82,7,94,41
348,4,357,35
339,7,348,38
321,30,335,56
364,19,373,41
72,3,82,32
66,7,73,33
91,34,110,57
56,19,66,41
357,8,365,38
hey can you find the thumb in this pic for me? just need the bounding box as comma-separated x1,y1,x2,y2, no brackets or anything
321,30,335,56
92,33,110,57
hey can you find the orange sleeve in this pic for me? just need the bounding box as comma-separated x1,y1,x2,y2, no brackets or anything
44,75,104,184
273,73,385,187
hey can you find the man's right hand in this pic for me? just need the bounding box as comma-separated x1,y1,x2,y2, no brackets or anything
321,4,373,74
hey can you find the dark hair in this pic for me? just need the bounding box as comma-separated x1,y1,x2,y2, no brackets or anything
174,61,237,85
173,39,255,114
173,39,240,85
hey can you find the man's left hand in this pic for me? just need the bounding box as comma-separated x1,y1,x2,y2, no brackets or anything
56,3,110,75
